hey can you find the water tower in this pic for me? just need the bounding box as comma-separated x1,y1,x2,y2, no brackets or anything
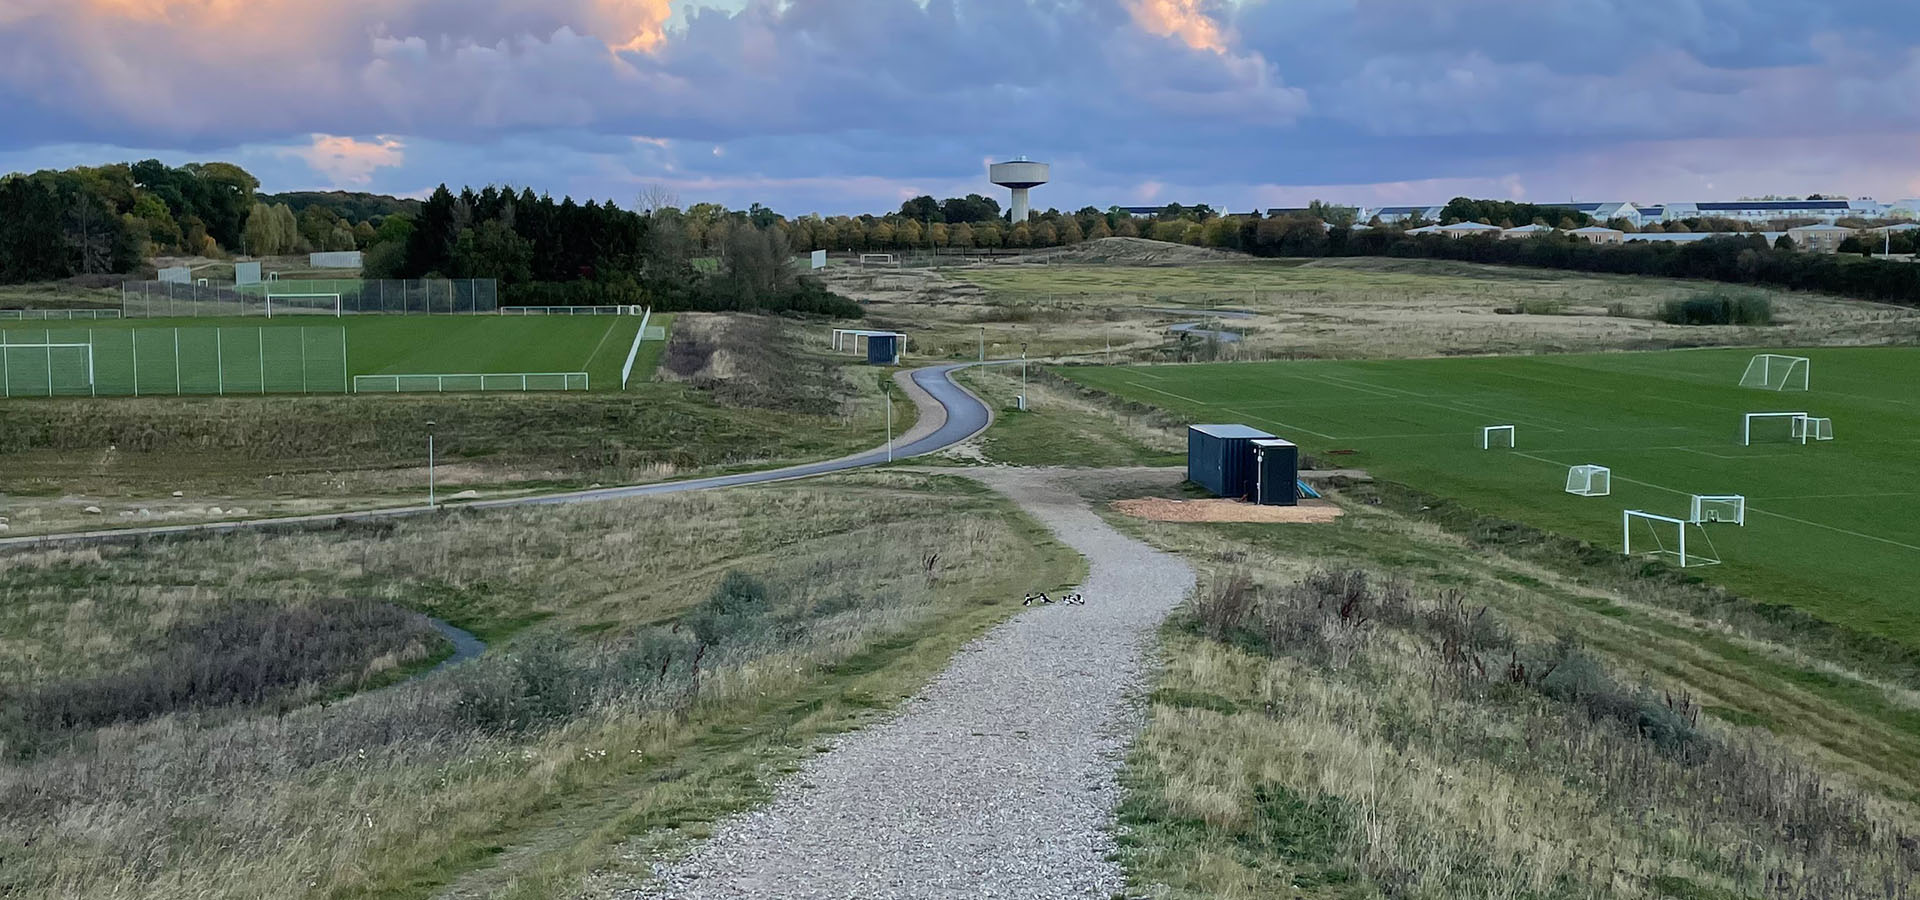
990,157,1050,222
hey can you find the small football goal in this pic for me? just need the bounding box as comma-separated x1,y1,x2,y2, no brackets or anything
1742,412,1831,445
1481,425,1516,450
1624,510,1720,568
859,253,899,269
1792,416,1833,443
1740,354,1809,391
0,341,95,397
1565,465,1610,496
1689,495,1746,526
353,372,590,393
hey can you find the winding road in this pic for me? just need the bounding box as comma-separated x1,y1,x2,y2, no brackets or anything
0,362,994,551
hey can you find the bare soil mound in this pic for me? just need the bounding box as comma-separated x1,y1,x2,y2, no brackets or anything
1111,497,1343,524
1008,237,1249,266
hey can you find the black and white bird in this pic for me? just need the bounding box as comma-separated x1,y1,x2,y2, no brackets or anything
1063,592,1086,605
1023,592,1053,606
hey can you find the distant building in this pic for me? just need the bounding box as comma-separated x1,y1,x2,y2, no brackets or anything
1636,205,1666,221
1541,202,1641,225
1787,223,1855,252
1502,224,1553,239
1409,222,1502,238
1661,200,1882,224
1368,205,1445,224
1885,200,1920,220
1570,226,1627,245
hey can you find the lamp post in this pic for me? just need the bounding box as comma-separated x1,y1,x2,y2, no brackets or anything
426,420,437,508
885,380,894,462
978,325,985,362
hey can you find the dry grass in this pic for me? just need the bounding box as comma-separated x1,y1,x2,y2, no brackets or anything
0,471,1084,900
1093,479,1920,900
825,257,1920,362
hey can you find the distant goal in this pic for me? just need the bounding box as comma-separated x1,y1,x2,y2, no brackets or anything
1624,510,1720,568
859,253,899,269
354,372,590,393
1565,464,1610,496
1740,354,1809,391
1742,412,1832,445
1689,495,1746,526
1481,425,1516,450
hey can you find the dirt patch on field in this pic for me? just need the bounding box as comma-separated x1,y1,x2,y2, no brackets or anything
1112,496,1344,524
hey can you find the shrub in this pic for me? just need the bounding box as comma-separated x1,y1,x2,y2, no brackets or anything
684,570,773,648
1658,289,1773,326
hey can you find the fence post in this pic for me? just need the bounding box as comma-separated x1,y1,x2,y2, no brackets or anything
174,328,181,395
258,329,265,394
341,328,348,394
300,327,308,394
216,327,223,395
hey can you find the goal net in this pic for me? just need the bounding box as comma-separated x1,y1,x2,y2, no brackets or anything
1624,510,1720,568
859,253,899,269
1565,465,1610,496
265,293,343,318
1689,495,1746,526
1740,354,1809,391
1481,425,1516,450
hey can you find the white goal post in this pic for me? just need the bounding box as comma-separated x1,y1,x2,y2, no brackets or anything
1740,354,1809,391
1792,416,1833,442
1481,425,1516,450
1624,510,1720,568
354,372,590,393
1742,412,1809,445
1565,464,1610,496
265,293,343,318
0,341,96,397
1689,495,1746,526
858,253,899,269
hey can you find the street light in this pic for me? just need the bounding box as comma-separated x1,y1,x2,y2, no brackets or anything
425,420,437,508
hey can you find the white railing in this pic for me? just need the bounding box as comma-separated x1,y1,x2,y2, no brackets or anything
500,305,644,316
353,372,591,394
0,309,122,320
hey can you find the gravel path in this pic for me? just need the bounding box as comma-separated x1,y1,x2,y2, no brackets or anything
628,467,1193,900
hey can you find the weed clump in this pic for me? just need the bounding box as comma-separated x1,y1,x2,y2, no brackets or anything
1658,288,1774,325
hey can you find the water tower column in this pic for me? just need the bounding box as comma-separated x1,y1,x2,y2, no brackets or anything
989,159,1051,223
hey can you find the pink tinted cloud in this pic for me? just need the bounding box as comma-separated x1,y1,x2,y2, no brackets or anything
287,134,405,186
1128,0,1228,54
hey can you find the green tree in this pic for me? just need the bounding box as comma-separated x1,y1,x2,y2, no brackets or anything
450,220,534,283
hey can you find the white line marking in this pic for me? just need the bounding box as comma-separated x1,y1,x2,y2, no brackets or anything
580,318,624,370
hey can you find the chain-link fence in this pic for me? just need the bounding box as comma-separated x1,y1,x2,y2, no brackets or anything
119,279,499,318
1,326,348,398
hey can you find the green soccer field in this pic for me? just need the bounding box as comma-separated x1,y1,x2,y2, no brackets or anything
0,314,666,395
1064,347,1920,648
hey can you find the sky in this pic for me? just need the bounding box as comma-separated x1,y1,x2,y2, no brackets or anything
2,0,1918,216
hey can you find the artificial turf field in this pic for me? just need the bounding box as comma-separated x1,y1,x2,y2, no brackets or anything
0,314,665,394
1063,347,1920,648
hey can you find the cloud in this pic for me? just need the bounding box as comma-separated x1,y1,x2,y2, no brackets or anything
1128,0,1227,53
0,0,1916,213
286,135,406,186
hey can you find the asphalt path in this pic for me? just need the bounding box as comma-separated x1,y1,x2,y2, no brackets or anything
0,362,994,552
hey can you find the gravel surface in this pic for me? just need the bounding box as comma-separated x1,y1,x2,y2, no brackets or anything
627,467,1193,900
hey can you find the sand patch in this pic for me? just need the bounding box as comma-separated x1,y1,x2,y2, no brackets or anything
1112,496,1343,524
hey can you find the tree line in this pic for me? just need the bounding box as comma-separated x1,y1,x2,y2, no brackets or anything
0,161,257,282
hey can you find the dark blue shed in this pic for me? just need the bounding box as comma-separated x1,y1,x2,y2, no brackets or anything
867,334,901,365
1252,438,1299,507
1187,424,1275,500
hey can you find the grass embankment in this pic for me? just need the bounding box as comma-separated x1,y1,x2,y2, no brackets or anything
0,314,900,536
1085,473,1920,900
1063,347,1920,651
951,365,1183,467
0,471,1085,899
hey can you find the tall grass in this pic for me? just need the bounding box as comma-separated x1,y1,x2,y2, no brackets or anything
0,472,1082,899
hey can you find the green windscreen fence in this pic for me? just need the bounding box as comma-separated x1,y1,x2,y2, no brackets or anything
0,326,347,398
